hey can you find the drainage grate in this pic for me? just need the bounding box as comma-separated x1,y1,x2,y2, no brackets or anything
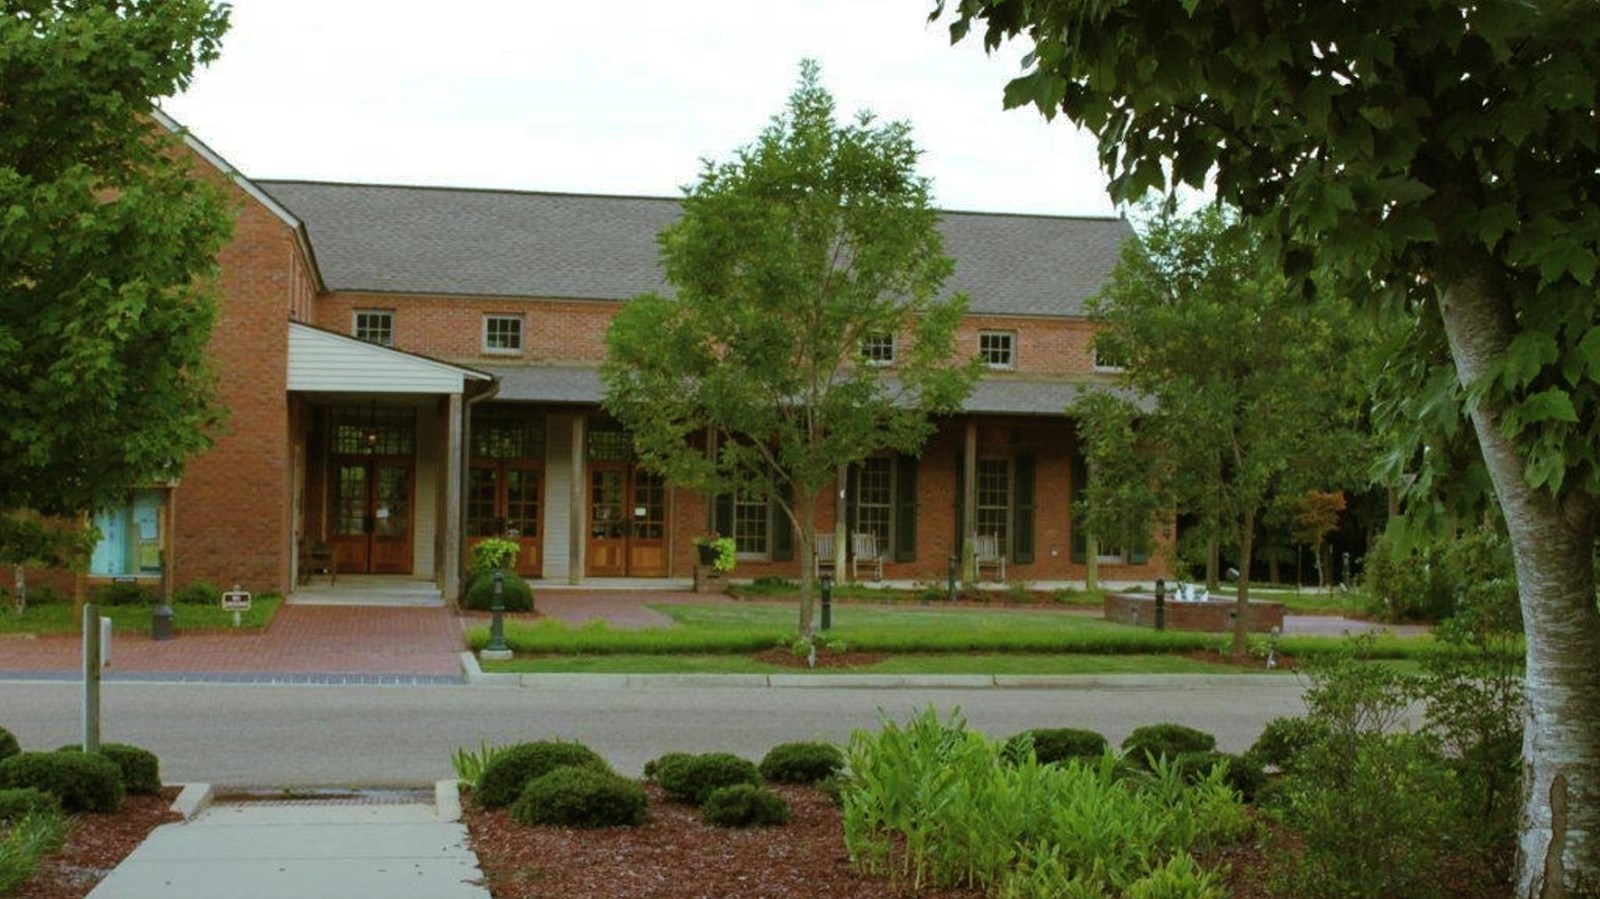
212,788,434,807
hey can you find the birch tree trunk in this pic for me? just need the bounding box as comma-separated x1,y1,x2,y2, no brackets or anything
1437,262,1600,898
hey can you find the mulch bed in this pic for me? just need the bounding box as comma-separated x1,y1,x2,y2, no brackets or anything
750,648,889,669
464,782,983,899
1186,650,1299,671
15,789,180,899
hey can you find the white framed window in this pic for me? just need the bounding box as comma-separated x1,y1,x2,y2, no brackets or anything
483,314,523,354
979,331,1016,369
861,332,895,366
733,490,771,557
856,456,894,548
353,310,394,346
975,457,1011,553
1092,340,1125,372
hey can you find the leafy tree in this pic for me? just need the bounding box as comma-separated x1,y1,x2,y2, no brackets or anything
1072,206,1370,655
0,2,233,593
602,61,978,637
935,0,1600,890
1290,489,1348,590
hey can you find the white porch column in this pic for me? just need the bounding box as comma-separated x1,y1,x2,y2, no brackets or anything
442,391,465,603
568,415,586,585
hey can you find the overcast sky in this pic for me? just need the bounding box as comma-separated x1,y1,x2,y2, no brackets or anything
161,0,1121,218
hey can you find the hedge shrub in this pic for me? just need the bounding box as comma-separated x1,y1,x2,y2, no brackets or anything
58,743,161,795
1175,751,1267,802
0,751,123,812
1006,727,1109,765
701,784,791,827
1122,723,1216,768
758,742,843,785
463,572,534,613
509,766,648,828
173,579,223,605
90,582,154,606
643,752,693,781
1249,716,1329,769
476,741,609,809
0,727,18,762
653,752,761,805
0,787,60,821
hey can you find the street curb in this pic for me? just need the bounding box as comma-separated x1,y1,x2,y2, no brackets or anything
170,783,212,821
462,670,1288,690
434,779,462,822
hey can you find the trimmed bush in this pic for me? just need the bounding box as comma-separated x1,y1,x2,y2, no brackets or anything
1122,723,1216,768
509,766,648,828
463,572,534,613
701,783,791,827
643,752,694,781
1175,751,1267,802
90,581,154,606
758,742,843,785
0,727,18,762
1005,727,1109,765
58,743,162,795
1249,716,1328,769
173,579,223,605
0,751,124,812
653,752,761,805
475,741,609,809
0,787,60,821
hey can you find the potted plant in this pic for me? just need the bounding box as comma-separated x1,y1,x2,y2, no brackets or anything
693,533,736,572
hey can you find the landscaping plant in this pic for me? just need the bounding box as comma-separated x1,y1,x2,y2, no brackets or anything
0,789,58,823
1003,728,1108,766
701,784,791,828
0,751,123,813
1120,723,1216,769
58,743,161,795
451,741,509,791
508,766,648,829
0,809,67,896
475,741,610,809
758,742,844,785
650,752,762,806
840,708,1247,896
0,730,15,763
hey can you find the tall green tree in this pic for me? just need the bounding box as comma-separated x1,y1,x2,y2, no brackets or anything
1073,206,1371,656
603,61,978,638
935,1,1600,891
0,2,233,583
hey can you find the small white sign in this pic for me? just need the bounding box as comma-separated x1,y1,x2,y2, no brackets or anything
221,590,252,611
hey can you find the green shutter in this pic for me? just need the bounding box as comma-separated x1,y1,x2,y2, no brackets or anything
771,483,794,561
1013,453,1035,564
714,492,733,538
893,454,918,562
1069,453,1087,564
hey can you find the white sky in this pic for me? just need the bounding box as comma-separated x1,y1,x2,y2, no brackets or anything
161,0,1120,218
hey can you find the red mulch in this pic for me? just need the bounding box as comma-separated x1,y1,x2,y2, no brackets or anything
464,782,983,899
14,789,180,899
1185,650,1299,671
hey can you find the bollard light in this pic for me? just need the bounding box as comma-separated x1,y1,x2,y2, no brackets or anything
481,569,511,660
947,554,958,603
1154,577,1167,631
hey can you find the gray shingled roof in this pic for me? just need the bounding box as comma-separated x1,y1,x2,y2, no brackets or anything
258,181,1133,317
486,365,1137,416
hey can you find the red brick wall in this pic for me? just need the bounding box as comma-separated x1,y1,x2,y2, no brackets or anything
315,293,618,366
166,176,307,596
1103,593,1285,633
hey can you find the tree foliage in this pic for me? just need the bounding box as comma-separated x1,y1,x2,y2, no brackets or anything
0,2,233,569
934,1,1600,892
602,61,978,636
1073,206,1371,654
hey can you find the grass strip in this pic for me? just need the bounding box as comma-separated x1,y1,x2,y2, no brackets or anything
0,595,283,636
478,652,1263,675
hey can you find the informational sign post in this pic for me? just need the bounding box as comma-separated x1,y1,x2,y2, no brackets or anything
222,585,252,628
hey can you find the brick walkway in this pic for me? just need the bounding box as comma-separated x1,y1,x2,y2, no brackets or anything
0,605,465,681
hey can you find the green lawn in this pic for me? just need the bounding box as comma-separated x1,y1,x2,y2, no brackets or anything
480,652,1260,675
0,596,283,636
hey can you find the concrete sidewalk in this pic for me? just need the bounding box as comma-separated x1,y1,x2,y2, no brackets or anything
87,785,488,899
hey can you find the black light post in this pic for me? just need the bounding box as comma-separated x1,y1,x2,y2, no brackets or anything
1154,578,1167,631
819,573,833,631
480,569,512,661
947,554,958,603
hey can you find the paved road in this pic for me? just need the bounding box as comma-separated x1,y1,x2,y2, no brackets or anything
0,679,1307,788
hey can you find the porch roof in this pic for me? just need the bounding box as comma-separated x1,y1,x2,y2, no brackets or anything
485,365,1138,416
288,321,494,393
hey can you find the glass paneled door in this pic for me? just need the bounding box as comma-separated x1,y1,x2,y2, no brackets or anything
586,464,666,577
326,405,416,574
331,459,414,574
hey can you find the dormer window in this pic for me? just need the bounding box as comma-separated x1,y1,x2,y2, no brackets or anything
979,331,1015,369
861,333,895,366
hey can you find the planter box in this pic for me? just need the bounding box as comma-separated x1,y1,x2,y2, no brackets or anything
1103,592,1285,633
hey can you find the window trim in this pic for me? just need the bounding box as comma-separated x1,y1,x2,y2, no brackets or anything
732,489,773,560
353,309,395,347
978,330,1016,369
482,313,524,355
1092,342,1125,373
861,332,896,367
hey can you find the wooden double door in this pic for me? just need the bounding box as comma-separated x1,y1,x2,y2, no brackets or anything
586,463,666,577
330,457,414,574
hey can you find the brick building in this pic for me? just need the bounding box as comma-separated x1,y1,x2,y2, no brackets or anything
83,115,1164,601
